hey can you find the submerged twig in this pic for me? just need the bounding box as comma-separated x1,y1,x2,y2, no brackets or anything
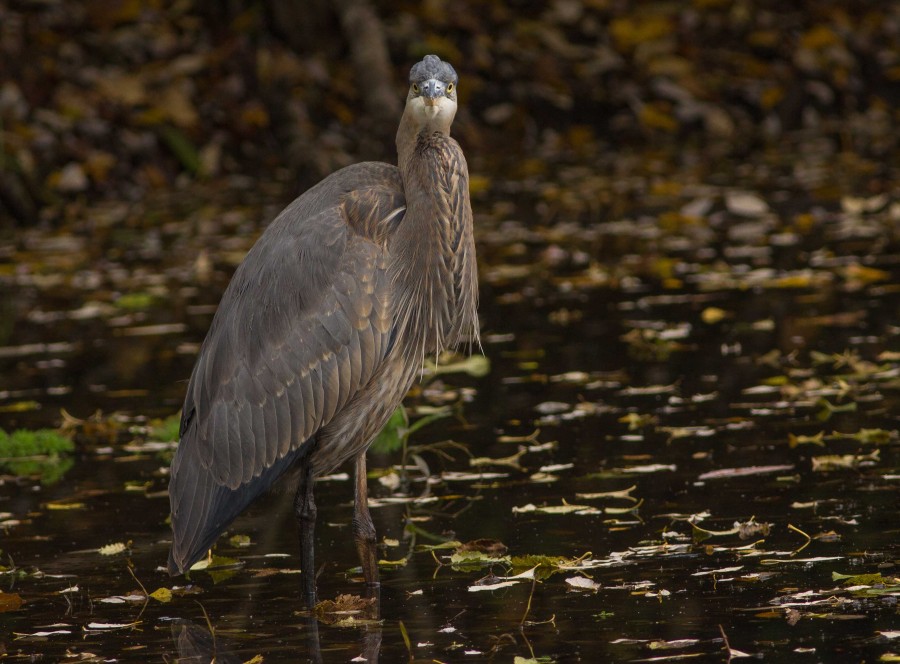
194,600,217,661
787,523,812,556
126,563,150,621
719,624,733,662
719,624,751,660
519,577,537,626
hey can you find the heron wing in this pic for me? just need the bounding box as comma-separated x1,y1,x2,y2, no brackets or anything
168,162,404,571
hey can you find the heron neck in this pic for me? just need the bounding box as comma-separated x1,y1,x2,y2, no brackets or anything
395,102,454,168
390,120,471,364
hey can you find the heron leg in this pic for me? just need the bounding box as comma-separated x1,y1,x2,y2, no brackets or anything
294,461,318,609
352,452,380,595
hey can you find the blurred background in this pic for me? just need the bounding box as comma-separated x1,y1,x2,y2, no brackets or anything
2,0,898,226
2,0,898,430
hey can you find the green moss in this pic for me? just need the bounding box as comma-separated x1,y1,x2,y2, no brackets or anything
0,428,75,484
115,292,158,310
0,428,74,457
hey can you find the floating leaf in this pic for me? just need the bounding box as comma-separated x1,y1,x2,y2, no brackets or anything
314,593,379,626
691,566,743,577
615,463,677,475
449,550,511,569
429,354,490,377
85,622,139,630
577,486,638,502
831,572,885,585
649,638,700,650
229,534,252,548
149,587,172,603
565,576,600,592
811,450,879,471
98,542,127,556
691,518,770,543
45,501,86,510
698,464,794,481
816,398,857,422
377,556,409,569
189,554,242,575
618,413,657,430
469,449,525,469
115,292,159,311
701,307,727,324
99,594,145,604
512,502,599,515
834,428,895,445
788,432,825,448
456,539,509,556
468,579,520,592
509,555,573,575
0,592,23,612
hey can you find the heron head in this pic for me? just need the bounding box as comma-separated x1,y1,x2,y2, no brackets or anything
406,54,458,133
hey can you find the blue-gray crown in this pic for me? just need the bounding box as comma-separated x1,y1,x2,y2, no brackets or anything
409,55,458,85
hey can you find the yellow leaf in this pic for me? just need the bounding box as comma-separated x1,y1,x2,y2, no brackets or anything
45,502,86,510
84,151,116,184
788,432,825,448
760,86,784,110
701,307,727,324
610,15,672,51
241,101,270,129
98,542,127,556
149,587,172,603
801,25,841,50
639,103,678,132
842,263,890,285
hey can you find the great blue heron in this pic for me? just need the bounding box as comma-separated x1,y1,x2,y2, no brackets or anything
167,55,479,606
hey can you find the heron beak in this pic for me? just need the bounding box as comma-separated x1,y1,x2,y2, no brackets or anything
421,78,446,107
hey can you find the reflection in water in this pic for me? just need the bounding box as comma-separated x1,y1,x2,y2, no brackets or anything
171,608,383,663
171,620,243,664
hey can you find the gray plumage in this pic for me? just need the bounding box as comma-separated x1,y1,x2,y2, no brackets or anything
167,55,478,602
410,54,457,86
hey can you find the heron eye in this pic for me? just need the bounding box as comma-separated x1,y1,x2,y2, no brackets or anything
446,83,454,94
412,83,420,94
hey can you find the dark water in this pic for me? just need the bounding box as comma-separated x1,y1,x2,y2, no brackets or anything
2,170,899,662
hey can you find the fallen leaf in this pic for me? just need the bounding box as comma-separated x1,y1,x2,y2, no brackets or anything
698,464,794,481
0,592,23,612
149,587,172,603
98,542,127,556
565,576,600,592
726,191,769,217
